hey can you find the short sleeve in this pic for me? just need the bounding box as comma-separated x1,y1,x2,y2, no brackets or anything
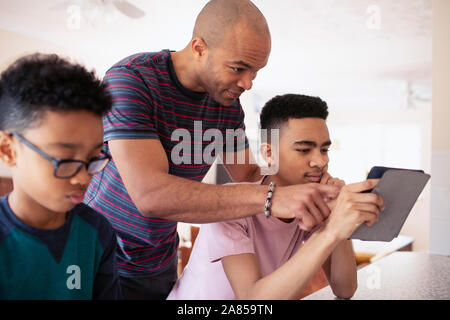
205,219,255,262
225,103,249,153
102,66,158,141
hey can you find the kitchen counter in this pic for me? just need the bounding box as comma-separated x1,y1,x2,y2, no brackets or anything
304,252,450,300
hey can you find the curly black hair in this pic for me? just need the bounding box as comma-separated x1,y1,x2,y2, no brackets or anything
0,53,112,132
260,93,329,132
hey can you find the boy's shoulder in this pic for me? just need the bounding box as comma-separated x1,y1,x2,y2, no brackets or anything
0,195,13,243
70,203,115,244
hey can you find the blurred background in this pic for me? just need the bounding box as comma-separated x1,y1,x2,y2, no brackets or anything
0,0,448,255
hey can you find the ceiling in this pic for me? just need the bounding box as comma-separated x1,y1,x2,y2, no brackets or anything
0,0,432,110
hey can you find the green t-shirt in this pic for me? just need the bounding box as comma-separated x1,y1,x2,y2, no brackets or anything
0,194,122,299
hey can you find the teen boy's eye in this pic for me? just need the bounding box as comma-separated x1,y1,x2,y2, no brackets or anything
295,149,310,154
321,148,330,154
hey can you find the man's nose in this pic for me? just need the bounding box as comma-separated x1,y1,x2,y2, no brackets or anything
237,72,255,91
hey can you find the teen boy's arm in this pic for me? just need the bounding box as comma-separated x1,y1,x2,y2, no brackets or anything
320,174,358,298
221,179,384,299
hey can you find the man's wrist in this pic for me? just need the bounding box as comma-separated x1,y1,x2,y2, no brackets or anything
264,181,276,218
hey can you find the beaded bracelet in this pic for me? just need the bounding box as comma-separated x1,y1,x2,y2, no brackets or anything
264,181,276,218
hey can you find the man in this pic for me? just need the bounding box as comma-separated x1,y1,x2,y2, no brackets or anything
84,0,339,299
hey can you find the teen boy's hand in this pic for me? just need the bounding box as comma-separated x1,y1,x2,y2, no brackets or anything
320,172,345,211
322,179,385,241
320,172,345,189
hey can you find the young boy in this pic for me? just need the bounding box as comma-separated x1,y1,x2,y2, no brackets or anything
0,54,122,299
168,94,384,299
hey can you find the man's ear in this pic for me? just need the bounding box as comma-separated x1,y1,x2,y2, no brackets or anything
191,37,209,60
0,131,17,166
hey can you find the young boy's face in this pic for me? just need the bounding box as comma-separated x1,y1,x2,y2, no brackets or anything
7,110,104,214
266,117,331,186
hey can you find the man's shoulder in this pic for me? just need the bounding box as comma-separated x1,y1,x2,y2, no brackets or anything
108,50,171,74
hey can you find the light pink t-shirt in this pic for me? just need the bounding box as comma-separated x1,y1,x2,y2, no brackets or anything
167,179,316,300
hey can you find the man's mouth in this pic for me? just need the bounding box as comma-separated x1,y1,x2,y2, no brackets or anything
225,89,243,100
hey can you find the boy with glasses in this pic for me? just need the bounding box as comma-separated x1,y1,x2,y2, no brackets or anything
0,53,122,299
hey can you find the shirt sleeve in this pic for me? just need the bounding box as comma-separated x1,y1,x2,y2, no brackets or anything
225,102,249,153
93,221,123,300
205,218,255,262
102,66,159,141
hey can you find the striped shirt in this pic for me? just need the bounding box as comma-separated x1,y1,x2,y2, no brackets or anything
84,50,248,277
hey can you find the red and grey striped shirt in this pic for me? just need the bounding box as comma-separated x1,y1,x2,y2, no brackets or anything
84,50,248,277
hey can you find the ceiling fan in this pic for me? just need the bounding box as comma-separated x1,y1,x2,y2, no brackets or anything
108,0,145,19
52,0,146,29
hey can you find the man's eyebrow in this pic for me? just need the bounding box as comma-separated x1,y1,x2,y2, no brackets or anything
229,60,253,69
293,140,332,147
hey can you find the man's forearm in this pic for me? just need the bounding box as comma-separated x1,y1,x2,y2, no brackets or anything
135,171,267,223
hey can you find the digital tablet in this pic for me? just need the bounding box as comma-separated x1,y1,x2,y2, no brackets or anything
350,168,430,241
363,166,424,192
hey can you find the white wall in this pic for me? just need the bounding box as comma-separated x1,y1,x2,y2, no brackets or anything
429,0,450,255
0,28,83,176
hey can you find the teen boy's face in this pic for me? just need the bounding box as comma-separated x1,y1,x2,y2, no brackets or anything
11,110,104,214
269,118,331,186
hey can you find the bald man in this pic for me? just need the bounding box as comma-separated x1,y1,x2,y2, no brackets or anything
84,0,339,299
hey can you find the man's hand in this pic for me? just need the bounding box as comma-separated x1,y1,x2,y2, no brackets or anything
270,183,340,230
322,179,385,241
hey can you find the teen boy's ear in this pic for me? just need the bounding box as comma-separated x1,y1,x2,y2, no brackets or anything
260,142,273,167
259,141,279,176
0,131,17,166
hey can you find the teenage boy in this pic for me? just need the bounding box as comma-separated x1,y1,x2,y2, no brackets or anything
0,53,122,299
168,94,384,299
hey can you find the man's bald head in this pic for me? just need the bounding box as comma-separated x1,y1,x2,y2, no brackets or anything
193,0,270,49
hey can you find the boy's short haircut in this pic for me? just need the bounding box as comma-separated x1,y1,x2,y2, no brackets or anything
260,93,329,133
0,53,112,133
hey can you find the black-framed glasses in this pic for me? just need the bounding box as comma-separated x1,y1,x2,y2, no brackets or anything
12,132,110,179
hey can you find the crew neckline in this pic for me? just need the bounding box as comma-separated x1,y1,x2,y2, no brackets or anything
4,194,73,237
166,50,207,101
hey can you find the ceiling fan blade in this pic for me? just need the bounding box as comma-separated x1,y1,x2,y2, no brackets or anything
112,0,145,19
49,0,71,11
